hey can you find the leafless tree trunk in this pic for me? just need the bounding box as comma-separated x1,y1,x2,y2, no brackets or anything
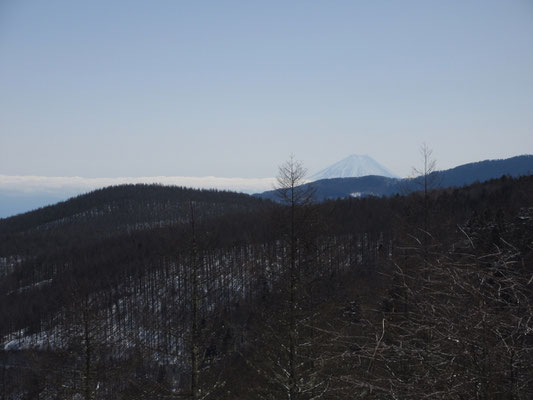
189,201,200,400
278,156,308,400
412,143,438,274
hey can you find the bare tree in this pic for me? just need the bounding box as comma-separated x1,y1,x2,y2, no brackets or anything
412,143,438,236
275,155,313,208
245,155,328,400
279,155,309,400
189,202,201,400
413,144,437,195
409,143,440,269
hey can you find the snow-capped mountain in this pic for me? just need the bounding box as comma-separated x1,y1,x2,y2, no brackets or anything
309,154,398,181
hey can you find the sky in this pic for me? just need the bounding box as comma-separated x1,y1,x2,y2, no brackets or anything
1,1,533,188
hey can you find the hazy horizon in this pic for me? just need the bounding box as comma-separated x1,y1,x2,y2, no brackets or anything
2,152,532,218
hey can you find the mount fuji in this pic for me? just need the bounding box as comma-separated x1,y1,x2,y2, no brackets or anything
308,154,398,181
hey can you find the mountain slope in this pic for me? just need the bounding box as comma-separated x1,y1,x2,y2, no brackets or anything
308,154,398,181
258,154,533,201
0,184,270,238
437,155,533,187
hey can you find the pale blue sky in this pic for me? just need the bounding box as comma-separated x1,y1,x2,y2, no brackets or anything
1,0,532,179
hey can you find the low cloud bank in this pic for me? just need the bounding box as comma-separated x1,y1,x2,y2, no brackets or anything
0,175,276,195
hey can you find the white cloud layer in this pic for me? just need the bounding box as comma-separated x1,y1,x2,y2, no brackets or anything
0,175,277,196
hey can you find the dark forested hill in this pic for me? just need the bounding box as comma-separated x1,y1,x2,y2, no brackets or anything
0,184,272,269
258,154,533,201
0,184,269,235
1,175,532,399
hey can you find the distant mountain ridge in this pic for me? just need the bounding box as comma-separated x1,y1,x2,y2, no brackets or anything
309,154,398,180
258,154,533,201
435,155,533,188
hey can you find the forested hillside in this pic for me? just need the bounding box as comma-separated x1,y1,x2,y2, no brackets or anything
1,175,532,399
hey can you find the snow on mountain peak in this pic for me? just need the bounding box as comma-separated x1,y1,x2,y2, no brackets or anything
308,154,398,181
